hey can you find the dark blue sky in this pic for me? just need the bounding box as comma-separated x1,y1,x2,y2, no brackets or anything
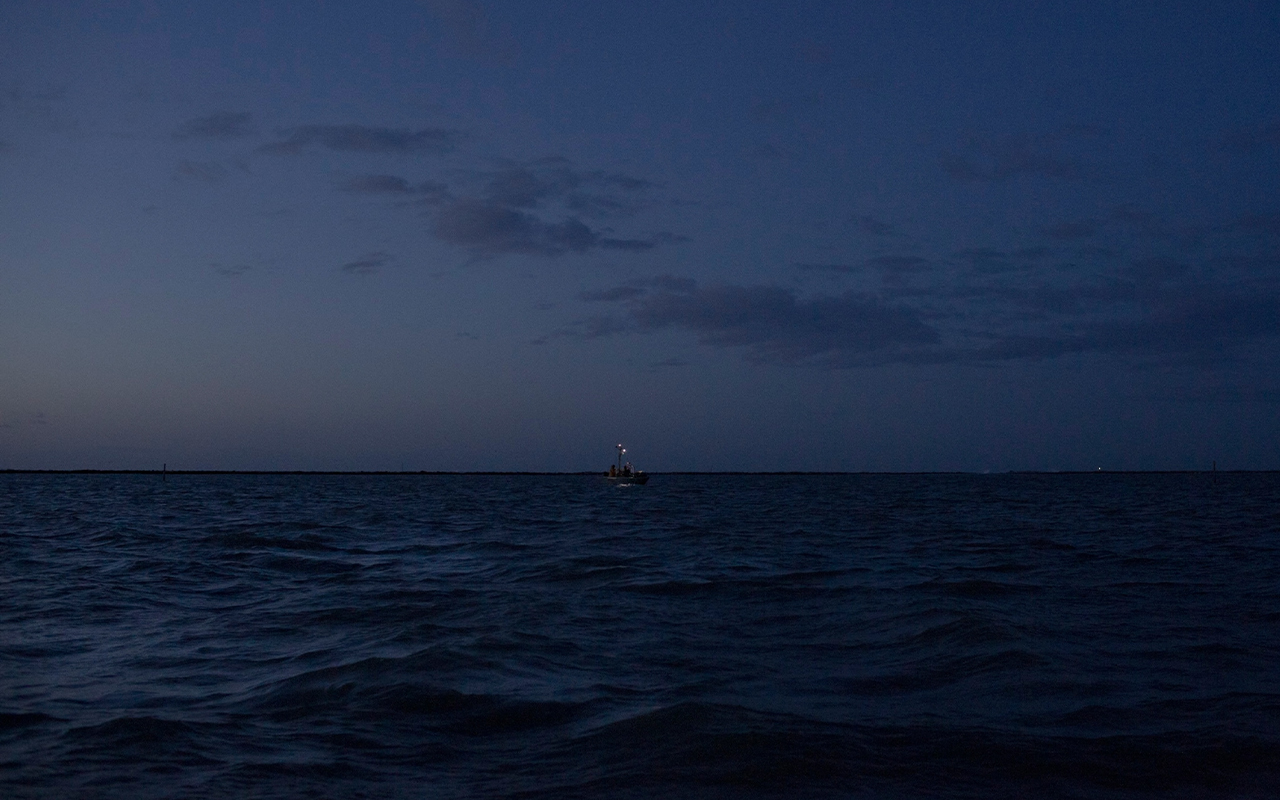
3,1,1279,470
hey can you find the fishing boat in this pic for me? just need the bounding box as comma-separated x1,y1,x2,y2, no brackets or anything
606,444,649,484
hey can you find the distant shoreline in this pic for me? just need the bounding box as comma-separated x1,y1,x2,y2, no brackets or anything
0,469,1269,475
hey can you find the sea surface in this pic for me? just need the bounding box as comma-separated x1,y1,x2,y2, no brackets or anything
2,472,1279,798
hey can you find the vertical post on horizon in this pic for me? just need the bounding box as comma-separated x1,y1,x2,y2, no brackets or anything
163,463,166,482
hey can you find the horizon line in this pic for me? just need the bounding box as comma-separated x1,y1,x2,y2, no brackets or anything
0,469,1265,476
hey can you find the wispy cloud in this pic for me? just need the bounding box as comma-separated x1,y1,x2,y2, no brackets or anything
326,155,672,258
339,174,413,194
432,201,653,256
342,251,393,274
852,215,895,236
420,0,515,62
940,131,1097,182
426,159,665,257
562,277,938,364
1170,385,1280,404
173,111,254,140
559,222,1280,368
1109,205,1218,247
867,255,930,272
1041,220,1098,240
1218,120,1280,152
966,287,1280,362
795,263,858,274
2,86,76,131
212,262,251,277
479,159,652,217
580,286,647,302
866,255,932,288
173,160,229,182
1236,212,1280,235
260,125,459,155
336,173,452,201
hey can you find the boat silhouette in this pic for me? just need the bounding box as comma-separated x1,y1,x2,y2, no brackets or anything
606,444,649,484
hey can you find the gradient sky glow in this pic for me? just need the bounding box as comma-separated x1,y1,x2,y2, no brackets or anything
3,1,1280,471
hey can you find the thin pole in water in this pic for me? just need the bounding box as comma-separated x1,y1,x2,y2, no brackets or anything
163,462,166,482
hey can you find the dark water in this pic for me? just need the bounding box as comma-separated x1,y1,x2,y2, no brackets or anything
2,473,1279,798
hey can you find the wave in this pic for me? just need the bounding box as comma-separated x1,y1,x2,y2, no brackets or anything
550,702,1280,798
204,530,341,552
915,577,1044,598
0,712,59,731
245,651,592,736
836,649,1047,695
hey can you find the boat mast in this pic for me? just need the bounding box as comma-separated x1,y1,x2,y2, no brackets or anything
617,444,625,472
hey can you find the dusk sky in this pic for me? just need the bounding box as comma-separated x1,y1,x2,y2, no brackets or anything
3,1,1279,471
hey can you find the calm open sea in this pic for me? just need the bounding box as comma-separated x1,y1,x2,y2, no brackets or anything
2,472,1278,798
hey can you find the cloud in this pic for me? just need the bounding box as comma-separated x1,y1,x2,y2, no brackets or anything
915,248,1280,363
212,263,251,277
5,87,65,104
749,98,791,122
432,200,653,256
598,236,657,252
338,175,453,206
2,86,76,132
560,245,1280,368
172,111,254,140
852,215,895,236
866,256,930,272
339,174,413,194
1236,213,1280,235
566,277,938,364
953,248,1028,274
866,255,932,287
1041,220,1098,240
940,132,1087,182
479,161,652,217
260,125,458,155
422,0,486,42
323,155,668,257
428,161,660,256
1109,205,1217,247
173,160,229,182
342,251,393,274
580,286,646,302
323,157,665,258
966,288,1280,362
1218,120,1280,152
420,0,516,62
484,166,565,208
1126,257,1189,283
1171,385,1280,404
795,263,858,274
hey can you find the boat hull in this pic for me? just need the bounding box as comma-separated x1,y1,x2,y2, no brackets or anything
606,473,649,485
